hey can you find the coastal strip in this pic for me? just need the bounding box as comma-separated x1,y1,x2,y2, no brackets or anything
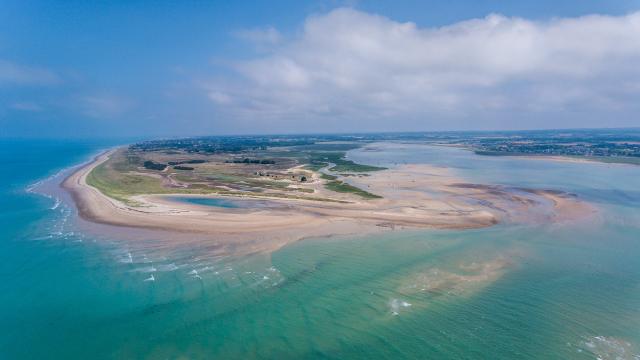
63,148,596,255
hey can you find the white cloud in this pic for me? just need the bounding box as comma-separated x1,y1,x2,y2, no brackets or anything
208,91,232,104
209,8,640,127
235,27,282,45
0,60,60,86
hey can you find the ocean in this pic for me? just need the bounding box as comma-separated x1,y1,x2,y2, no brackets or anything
1,139,639,359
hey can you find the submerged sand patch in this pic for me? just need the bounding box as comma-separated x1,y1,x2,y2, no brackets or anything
398,254,515,298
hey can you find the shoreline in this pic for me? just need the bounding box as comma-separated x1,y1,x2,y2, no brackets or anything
473,150,639,167
428,143,639,167
62,147,597,255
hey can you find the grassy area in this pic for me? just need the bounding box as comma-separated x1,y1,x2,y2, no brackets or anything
86,162,171,205
275,142,385,172
86,144,385,205
308,152,386,172
86,150,220,205
87,162,342,204
324,180,381,199
86,151,340,204
329,160,385,172
303,162,328,172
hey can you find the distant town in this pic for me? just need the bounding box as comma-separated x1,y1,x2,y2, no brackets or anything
444,128,640,164
131,128,640,165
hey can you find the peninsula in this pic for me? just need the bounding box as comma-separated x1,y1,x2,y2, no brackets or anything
64,136,595,254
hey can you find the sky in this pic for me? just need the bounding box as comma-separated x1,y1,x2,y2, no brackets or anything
1,0,640,138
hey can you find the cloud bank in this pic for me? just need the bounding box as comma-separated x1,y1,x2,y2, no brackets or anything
209,8,640,129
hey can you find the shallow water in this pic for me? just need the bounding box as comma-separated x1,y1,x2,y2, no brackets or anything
171,196,283,209
1,139,639,359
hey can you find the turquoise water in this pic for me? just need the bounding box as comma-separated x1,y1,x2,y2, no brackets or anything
173,197,244,208
173,196,281,209
1,140,639,359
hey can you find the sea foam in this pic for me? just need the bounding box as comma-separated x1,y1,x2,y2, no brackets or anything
389,298,412,316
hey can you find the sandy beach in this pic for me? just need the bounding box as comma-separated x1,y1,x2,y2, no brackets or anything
63,150,596,255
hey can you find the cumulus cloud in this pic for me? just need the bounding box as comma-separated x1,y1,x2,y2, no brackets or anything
0,59,60,86
208,8,640,127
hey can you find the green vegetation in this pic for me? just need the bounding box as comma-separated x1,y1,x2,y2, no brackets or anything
86,148,330,204
86,162,171,205
324,180,381,199
86,130,640,208
168,159,206,165
88,137,391,205
87,161,343,204
303,162,328,172
308,152,386,172
130,136,317,153
455,128,640,162
143,160,167,171
225,158,276,164
128,130,640,167
330,160,385,172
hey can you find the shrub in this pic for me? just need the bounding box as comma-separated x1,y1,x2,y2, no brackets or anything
143,160,167,171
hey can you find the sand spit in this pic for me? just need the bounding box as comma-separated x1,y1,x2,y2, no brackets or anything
63,151,596,255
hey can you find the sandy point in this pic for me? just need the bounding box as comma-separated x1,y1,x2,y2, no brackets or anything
62,150,597,255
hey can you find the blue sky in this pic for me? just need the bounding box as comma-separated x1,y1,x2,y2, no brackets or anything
1,0,639,137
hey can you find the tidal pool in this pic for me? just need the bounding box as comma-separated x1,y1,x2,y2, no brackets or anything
170,196,285,209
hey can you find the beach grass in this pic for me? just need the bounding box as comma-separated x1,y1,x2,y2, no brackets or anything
303,162,328,171
324,180,382,199
86,162,171,205
308,152,386,172
86,144,386,205
86,151,349,204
